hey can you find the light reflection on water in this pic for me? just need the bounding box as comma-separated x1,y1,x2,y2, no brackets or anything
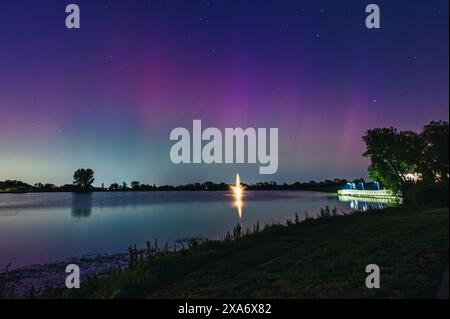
230,173,245,218
338,195,401,211
0,191,394,268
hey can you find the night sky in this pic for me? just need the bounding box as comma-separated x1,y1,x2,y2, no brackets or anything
0,0,448,186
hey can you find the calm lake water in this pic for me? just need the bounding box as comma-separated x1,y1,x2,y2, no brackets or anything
0,191,391,268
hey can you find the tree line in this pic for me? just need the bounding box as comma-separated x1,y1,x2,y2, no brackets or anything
0,176,351,193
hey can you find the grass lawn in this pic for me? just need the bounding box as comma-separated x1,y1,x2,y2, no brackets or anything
59,206,448,299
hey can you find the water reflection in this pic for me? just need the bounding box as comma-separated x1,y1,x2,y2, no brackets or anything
232,195,244,218
338,195,401,211
230,174,245,218
71,193,92,218
1,190,393,268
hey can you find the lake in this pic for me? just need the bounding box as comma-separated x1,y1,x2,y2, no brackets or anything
0,191,392,269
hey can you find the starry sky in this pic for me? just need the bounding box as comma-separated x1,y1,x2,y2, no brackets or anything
0,0,448,186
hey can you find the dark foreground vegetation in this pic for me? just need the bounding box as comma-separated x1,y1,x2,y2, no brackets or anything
51,206,448,299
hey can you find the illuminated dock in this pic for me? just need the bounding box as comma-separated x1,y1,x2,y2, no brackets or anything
337,189,399,199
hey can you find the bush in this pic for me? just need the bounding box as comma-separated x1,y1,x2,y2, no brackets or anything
403,182,449,206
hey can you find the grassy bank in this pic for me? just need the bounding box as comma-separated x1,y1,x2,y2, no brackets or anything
58,206,448,299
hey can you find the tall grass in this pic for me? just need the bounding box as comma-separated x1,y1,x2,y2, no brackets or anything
0,264,12,299
19,206,371,297
124,206,357,269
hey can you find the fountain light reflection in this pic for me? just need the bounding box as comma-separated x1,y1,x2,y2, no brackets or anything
230,173,245,218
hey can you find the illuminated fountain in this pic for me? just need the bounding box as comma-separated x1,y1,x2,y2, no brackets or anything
230,173,245,218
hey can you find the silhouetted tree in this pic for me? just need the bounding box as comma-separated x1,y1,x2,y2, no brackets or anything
363,121,449,204
109,183,119,191
131,181,141,190
73,168,95,192
419,121,449,183
363,127,418,192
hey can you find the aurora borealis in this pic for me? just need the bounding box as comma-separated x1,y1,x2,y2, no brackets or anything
0,0,448,186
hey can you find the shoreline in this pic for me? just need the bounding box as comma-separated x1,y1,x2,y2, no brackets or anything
56,207,450,298
0,188,339,195
1,254,128,298
3,206,447,298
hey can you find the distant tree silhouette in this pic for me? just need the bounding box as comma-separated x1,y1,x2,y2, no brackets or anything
109,183,119,191
131,181,141,190
2,177,348,193
0,180,33,192
34,182,44,189
73,168,95,192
